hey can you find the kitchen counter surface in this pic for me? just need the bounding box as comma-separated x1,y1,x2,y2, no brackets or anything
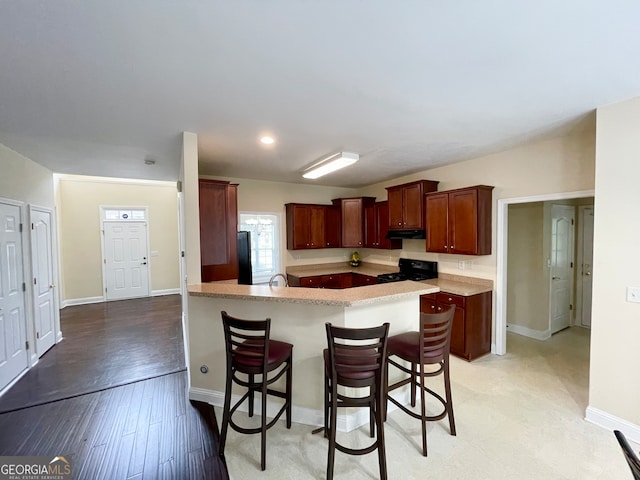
421,275,493,296
188,280,438,307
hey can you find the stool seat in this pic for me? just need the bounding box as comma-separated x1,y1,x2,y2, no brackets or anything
236,339,293,370
387,332,444,362
219,311,293,471
323,347,378,381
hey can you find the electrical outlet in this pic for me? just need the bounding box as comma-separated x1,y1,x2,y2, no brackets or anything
458,261,466,270
627,286,640,303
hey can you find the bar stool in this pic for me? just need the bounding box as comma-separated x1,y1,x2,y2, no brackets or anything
385,306,456,456
219,311,293,471
323,322,389,480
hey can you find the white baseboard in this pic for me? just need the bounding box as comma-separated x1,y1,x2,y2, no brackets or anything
506,323,551,341
61,296,105,308
585,406,640,444
151,288,181,297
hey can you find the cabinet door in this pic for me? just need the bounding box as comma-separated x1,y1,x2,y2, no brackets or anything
324,206,341,248
289,205,311,249
436,292,466,357
402,183,424,229
420,293,437,313
364,203,377,248
387,187,404,228
300,276,323,287
375,201,402,249
425,193,449,253
341,198,364,247
309,206,326,248
449,189,478,254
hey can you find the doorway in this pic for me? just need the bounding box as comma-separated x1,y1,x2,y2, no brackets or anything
549,204,575,335
496,190,595,354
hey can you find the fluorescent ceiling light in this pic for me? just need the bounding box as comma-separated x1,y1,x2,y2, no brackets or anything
260,136,275,145
302,152,359,179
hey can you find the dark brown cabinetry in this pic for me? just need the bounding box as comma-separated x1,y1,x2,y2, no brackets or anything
286,204,327,250
324,206,341,248
425,185,494,255
199,179,238,282
364,201,402,249
332,197,375,248
288,272,378,289
420,290,492,361
386,180,439,230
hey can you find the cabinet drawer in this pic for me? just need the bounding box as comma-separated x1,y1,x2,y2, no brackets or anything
300,276,322,288
436,292,465,309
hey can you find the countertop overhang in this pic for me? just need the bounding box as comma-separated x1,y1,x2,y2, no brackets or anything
188,281,437,307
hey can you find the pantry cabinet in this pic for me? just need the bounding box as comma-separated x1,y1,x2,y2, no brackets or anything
425,185,493,255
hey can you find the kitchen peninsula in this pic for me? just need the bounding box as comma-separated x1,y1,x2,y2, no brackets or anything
187,279,437,430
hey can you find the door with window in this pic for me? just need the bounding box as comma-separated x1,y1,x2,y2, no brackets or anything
103,221,150,300
239,213,280,285
549,205,575,334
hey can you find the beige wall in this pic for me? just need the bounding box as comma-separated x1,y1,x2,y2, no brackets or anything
57,176,180,301
589,97,640,426
507,202,547,331
0,143,54,207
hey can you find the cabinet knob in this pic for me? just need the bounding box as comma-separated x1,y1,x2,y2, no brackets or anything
450,245,454,249
448,297,453,301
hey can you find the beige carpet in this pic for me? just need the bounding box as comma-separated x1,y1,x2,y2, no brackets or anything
220,328,635,479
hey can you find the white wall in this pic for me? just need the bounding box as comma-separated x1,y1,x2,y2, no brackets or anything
588,97,640,431
0,143,54,207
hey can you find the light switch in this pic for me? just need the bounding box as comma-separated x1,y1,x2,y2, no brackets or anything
627,286,640,303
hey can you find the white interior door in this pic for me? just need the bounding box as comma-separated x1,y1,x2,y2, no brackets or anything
30,207,57,356
103,221,149,301
579,207,594,328
0,201,28,390
549,204,575,334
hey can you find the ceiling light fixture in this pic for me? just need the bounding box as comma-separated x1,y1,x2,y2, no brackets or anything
302,152,359,179
260,136,275,145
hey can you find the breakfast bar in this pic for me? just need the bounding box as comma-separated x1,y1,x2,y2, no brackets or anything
187,280,438,430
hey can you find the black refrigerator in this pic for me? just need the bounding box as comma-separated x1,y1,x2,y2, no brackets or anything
237,231,253,285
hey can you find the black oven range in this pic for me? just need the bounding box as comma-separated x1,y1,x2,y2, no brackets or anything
377,258,438,283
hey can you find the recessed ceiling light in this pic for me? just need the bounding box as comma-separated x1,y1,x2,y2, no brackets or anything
260,136,275,145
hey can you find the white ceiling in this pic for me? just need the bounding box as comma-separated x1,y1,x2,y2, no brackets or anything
1,1,639,188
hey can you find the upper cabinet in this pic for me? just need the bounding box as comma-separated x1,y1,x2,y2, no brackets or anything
364,201,402,249
324,205,341,248
425,185,494,255
386,180,439,229
199,179,239,281
332,197,375,248
286,203,327,249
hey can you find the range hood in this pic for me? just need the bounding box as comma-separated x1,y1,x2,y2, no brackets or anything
385,229,426,240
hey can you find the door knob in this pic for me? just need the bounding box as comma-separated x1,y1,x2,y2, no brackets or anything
552,276,560,280
585,272,591,276
49,284,56,289
142,262,147,265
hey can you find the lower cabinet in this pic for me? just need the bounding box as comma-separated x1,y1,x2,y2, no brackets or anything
288,273,378,289
420,290,492,361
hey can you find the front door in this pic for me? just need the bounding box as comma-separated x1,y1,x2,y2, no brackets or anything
103,221,149,301
549,204,575,334
30,207,57,356
0,201,28,390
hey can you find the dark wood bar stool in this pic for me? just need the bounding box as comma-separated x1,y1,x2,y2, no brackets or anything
385,306,456,456
219,311,293,471
323,322,389,480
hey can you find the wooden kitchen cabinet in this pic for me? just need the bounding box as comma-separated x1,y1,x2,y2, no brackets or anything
386,180,439,230
324,205,341,248
364,201,402,249
199,179,239,282
288,272,377,289
286,203,327,250
420,290,492,361
425,185,494,255
332,197,375,248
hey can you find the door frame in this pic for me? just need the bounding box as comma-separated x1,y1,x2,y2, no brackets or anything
495,189,594,355
28,205,62,354
99,206,151,301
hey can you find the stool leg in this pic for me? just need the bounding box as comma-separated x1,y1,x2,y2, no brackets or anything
419,366,428,457
376,374,388,480
261,378,267,471
444,360,456,436
219,366,234,456
411,362,417,407
326,383,338,480
286,356,292,429
248,373,255,417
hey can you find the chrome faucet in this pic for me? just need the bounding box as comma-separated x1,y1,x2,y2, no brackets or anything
269,273,289,287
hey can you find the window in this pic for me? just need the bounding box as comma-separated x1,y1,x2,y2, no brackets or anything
103,208,146,221
239,213,281,284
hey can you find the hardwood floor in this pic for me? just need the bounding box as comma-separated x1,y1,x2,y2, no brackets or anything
0,295,229,480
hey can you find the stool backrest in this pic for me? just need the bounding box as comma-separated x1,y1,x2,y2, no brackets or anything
221,310,271,374
420,305,455,364
615,430,640,480
325,322,390,388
